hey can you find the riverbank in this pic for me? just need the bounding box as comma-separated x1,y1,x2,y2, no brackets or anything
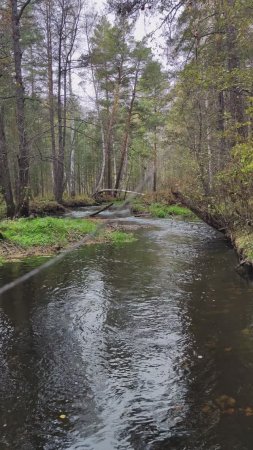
0,217,136,263
230,230,253,271
0,196,99,220
172,190,253,271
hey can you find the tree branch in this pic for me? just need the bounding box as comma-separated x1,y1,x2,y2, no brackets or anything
18,0,32,21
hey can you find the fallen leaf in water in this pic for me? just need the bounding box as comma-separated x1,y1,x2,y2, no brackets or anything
241,328,253,337
223,408,235,415
172,405,183,412
205,340,217,349
244,407,253,416
201,404,212,414
215,395,236,410
224,347,232,352
59,414,67,420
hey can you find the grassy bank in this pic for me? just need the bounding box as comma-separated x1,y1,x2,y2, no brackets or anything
233,230,253,266
131,200,195,219
0,217,135,263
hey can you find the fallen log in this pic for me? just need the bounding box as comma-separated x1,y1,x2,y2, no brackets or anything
93,189,144,199
172,191,226,232
89,202,114,217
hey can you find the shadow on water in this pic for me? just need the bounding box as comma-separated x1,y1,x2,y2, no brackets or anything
1,217,253,449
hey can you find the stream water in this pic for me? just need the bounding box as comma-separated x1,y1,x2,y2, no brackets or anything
1,212,253,449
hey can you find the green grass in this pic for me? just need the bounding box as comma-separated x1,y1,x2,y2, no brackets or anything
0,217,97,247
235,231,253,260
132,201,195,219
150,204,195,218
0,217,136,258
107,230,136,244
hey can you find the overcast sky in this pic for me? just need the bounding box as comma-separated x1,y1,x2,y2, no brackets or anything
74,0,165,109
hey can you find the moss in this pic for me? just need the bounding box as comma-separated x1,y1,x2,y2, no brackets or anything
62,195,96,207
29,200,66,216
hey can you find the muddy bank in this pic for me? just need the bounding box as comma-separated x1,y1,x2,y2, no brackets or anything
25,198,98,217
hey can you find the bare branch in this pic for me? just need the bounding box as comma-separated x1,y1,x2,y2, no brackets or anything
18,0,32,21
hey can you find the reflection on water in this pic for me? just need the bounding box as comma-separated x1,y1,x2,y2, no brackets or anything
0,217,253,449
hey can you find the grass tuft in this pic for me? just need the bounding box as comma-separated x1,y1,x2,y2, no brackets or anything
107,230,136,244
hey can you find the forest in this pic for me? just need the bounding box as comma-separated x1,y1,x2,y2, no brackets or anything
0,0,253,236
2,2,253,448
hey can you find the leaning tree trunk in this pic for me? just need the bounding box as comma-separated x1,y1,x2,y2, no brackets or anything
172,190,226,231
0,108,15,218
10,0,29,216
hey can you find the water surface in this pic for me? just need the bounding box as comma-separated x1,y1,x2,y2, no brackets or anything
0,216,253,449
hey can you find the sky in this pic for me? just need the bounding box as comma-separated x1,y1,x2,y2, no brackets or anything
73,0,165,108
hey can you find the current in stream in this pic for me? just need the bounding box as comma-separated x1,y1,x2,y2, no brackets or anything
1,212,253,450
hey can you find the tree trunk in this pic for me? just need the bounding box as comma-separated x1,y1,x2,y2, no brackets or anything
153,128,157,193
46,0,57,198
56,17,64,203
172,191,225,231
217,90,226,170
105,72,121,190
85,23,106,192
226,0,246,140
0,108,15,218
205,97,213,192
10,0,29,216
114,67,139,192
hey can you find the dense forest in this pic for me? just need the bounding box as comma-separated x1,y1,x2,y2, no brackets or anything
0,0,252,230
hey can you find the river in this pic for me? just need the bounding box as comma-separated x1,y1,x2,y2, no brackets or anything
0,213,253,450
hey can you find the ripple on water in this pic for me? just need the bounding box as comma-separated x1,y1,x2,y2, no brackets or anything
0,218,253,449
